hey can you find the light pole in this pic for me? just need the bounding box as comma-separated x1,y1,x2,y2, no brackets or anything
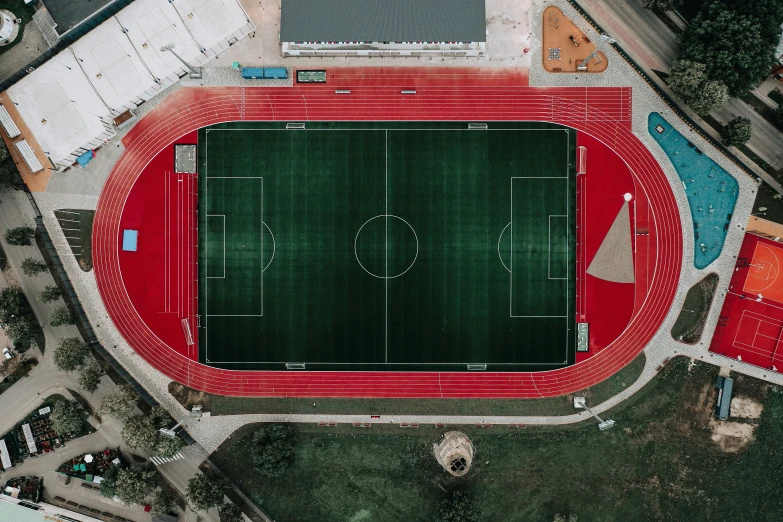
578,33,615,71
160,43,202,79
574,396,616,430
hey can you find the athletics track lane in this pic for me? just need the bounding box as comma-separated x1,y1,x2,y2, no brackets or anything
94,76,681,398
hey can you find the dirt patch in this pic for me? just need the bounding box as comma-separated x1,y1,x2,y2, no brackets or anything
710,420,756,452
168,381,211,411
730,396,764,419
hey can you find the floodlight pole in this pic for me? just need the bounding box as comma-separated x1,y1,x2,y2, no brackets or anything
160,43,202,79
574,397,616,430
578,33,616,70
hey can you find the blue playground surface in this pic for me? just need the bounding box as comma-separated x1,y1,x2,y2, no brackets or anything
648,113,738,269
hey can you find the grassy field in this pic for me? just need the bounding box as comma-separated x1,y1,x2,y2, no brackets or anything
209,359,783,522
198,122,575,371
670,273,719,344
53,209,94,272
169,353,645,417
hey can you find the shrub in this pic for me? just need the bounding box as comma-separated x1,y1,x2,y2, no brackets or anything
4,226,35,246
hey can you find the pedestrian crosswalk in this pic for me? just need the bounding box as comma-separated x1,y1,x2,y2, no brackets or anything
150,452,184,466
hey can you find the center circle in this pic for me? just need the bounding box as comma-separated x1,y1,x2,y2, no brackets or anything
355,215,418,279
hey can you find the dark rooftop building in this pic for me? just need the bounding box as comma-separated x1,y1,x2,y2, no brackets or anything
280,0,486,56
42,0,117,35
715,376,733,420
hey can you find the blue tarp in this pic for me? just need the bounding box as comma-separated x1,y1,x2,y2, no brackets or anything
76,150,94,167
241,67,265,79
122,230,138,252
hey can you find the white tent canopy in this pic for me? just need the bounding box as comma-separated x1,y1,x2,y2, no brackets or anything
6,0,253,169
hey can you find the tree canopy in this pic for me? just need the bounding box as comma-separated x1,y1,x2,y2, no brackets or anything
436,491,479,522
77,362,105,393
186,471,227,511
667,59,730,115
678,0,783,96
151,488,177,517
53,337,90,372
218,502,244,522
49,400,84,438
115,463,158,505
0,288,39,351
39,285,62,303
49,306,74,327
122,414,162,451
156,434,185,458
100,385,139,420
0,142,23,191
249,423,296,477
722,116,753,146
21,258,48,277
99,465,120,498
4,226,35,246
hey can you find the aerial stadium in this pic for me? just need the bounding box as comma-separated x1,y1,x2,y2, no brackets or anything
0,0,774,404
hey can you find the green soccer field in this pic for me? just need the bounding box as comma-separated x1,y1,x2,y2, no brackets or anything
198,122,576,371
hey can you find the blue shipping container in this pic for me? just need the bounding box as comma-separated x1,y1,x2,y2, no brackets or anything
241,67,265,79
264,67,287,79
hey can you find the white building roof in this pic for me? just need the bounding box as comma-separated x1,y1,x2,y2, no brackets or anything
6,0,253,169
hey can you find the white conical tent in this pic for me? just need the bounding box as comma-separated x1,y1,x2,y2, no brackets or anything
587,201,635,283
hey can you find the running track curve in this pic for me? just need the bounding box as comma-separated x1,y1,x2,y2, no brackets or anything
93,82,683,398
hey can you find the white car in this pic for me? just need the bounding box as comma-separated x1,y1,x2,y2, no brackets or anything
2,347,13,360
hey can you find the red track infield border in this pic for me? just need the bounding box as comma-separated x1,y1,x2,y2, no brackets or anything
93,70,682,398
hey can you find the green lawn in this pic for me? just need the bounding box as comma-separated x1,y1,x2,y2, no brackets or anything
209,359,783,522
198,122,575,371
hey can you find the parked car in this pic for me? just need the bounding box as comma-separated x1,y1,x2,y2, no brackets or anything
2,347,12,360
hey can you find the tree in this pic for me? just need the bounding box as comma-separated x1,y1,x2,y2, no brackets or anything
77,362,105,393
218,502,244,522
668,59,707,99
667,60,730,115
100,385,139,420
722,116,753,146
39,285,62,303
50,400,84,438
0,142,23,191
678,1,779,96
0,287,28,323
4,226,35,246
776,104,783,126
436,491,479,522
151,488,177,517
53,337,90,372
249,424,295,477
115,463,158,505
99,465,120,498
49,306,74,327
687,80,730,115
122,414,160,451
5,315,38,351
21,258,48,276
186,471,226,511
156,434,184,458
642,0,676,10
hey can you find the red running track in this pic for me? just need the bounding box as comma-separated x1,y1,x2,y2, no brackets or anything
93,70,682,397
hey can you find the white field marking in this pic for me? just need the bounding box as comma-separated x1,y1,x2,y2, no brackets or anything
206,214,226,279
263,222,276,271
56,218,80,223
354,215,419,279
385,129,388,363
203,126,575,366
498,222,511,273
510,177,569,319
548,215,568,280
